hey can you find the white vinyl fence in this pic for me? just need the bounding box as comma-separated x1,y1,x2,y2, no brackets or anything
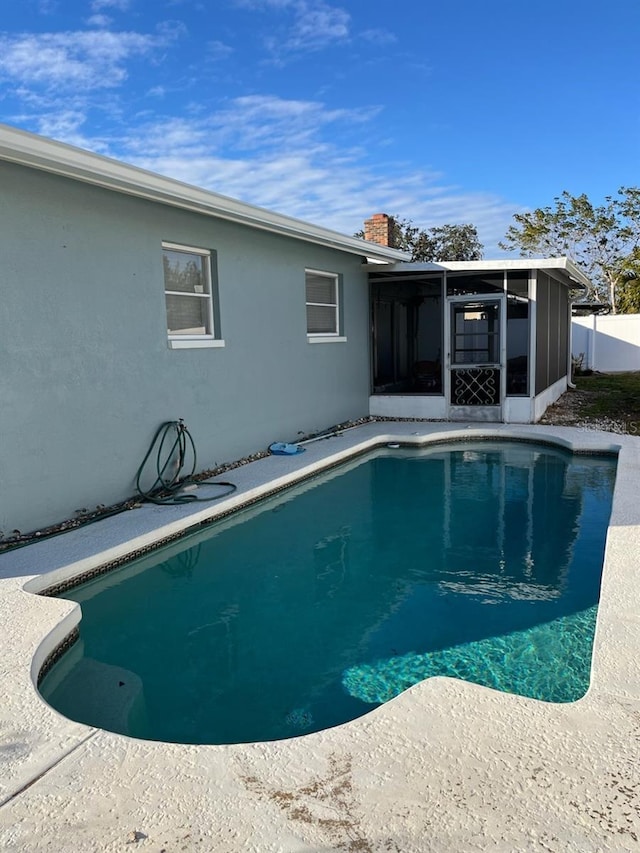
572,314,640,372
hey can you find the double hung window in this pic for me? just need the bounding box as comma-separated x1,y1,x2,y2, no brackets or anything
305,270,340,337
163,242,221,348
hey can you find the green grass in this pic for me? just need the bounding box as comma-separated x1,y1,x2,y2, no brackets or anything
574,372,640,431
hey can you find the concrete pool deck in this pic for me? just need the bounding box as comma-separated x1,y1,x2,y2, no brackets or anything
1,422,639,852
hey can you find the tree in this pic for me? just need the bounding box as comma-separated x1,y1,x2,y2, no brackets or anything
399,221,484,262
357,219,484,262
500,188,640,313
616,247,640,313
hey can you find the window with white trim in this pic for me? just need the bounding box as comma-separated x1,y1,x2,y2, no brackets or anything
306,269,339,336
163,242,219,345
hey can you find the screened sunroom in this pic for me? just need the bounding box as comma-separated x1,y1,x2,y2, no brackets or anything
368,259,590,423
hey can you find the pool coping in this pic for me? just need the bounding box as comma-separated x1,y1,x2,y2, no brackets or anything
1,421,639,852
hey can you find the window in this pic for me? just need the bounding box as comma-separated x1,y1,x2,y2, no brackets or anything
163,242,223,349
306,270,343,341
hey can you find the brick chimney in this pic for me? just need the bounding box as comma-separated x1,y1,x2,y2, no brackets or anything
364,213,395,247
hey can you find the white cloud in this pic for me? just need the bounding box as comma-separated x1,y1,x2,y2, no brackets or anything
156,19,188,40
2,12,518,253
38,0,59,14
286,1,350,51
237,0,350,59
35,110,96,146
360,29,397,46
86,14,113,28
8,108,113,154
0,29,166,91
207,40,234,61
104,96,519,251
234,0,297,8
215,94,379,144
91,0,130,11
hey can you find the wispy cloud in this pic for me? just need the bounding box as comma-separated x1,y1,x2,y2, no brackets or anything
8,107,111,153
0,13,518,253
360,29,397,46
91,0,131,11
0,29,167,91
235,0,297,8
86,14,113,28
215,94,379,147
101,96,519,250
0,20,187,156
38,0,59,14
238,0,350,60
285,1,350,51
207,40,234,61
1,3,524,255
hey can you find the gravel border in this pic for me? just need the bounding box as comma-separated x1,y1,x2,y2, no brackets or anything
0,394,630,554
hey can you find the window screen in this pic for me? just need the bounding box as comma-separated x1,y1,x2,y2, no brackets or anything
163,244,214,338
306,271,338,335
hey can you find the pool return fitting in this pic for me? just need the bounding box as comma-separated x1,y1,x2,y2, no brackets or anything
135,419,236,505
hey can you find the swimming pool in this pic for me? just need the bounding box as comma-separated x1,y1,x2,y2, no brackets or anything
40,440,615,744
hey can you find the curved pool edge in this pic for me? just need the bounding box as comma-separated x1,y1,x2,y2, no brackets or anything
22,423,624,600
1,421,639,850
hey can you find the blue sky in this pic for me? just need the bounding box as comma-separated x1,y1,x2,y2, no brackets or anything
1,0,638,253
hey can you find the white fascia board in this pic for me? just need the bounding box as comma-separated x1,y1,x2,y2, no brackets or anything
562,259,592,290
364,261,443,272
367,257,591,290
440,258,591,290
0,124,409,264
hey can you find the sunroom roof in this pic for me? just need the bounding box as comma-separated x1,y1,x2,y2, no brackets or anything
366,257,590,290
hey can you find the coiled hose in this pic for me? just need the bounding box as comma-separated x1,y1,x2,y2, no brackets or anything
0,420,236,553
135,419,236,505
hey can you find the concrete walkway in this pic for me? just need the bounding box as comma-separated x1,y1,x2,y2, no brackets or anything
1,423,639,852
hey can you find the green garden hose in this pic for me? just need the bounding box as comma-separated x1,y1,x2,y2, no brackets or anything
0,420,237,553
135,419,236,505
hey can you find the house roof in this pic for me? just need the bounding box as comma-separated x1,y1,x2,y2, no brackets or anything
572,301,611,315
0,123,410,264
367,257,591,290
439,258,590,289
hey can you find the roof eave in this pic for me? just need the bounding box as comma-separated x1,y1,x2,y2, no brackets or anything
364,261,442,272
439,258,591,289
0,124,410,264
366,257,591,290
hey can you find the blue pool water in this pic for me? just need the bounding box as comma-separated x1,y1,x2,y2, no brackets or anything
40,441,616,744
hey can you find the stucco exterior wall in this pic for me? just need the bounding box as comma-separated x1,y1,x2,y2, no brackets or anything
0,161,372,534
